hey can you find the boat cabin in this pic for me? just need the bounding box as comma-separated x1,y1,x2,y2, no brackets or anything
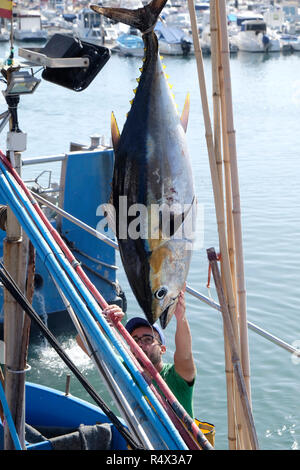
13,9,43,31
241,19,267,33
77,8,101,30
236,12,264,26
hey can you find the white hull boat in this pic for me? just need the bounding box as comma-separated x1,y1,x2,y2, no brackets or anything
232,19,280,52
155,22,193,56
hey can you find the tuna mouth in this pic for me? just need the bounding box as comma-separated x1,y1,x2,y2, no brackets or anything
159,299,177,329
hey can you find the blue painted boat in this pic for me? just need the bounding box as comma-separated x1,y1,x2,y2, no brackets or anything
116,32,144,57
0,383,128,450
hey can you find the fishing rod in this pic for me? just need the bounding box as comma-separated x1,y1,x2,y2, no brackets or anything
0,262,144,451
0,152,213,449
0,160,188,450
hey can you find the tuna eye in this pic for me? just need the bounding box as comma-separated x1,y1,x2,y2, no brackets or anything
155,286,168,300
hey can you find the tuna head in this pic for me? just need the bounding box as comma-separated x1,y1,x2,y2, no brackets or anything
148,238,192,328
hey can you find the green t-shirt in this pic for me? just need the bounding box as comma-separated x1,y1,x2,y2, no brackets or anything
159,363,195,418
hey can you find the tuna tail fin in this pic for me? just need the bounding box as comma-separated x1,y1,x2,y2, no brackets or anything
90,0,168,33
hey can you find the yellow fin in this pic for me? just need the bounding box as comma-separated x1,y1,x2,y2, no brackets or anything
180,93,190,133
111,112,120,152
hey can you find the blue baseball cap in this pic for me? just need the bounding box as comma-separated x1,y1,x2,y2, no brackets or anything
125,317,166,345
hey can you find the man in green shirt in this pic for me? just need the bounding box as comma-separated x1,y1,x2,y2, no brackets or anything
104,287,196,418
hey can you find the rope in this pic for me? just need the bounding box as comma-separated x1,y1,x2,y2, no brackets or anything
207,252,221,289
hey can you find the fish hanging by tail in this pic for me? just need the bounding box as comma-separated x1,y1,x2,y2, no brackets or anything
91,0,197,328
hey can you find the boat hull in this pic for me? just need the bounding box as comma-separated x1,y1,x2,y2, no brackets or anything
0,382,128,450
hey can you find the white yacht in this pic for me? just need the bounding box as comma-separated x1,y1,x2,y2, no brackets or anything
232,19,280,52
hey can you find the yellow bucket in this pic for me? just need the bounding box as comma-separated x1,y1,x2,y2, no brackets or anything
195,419,215,447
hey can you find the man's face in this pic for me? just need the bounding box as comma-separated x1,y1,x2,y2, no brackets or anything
131,326,166,367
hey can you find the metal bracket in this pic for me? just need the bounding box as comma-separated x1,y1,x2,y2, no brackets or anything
18,48,90,69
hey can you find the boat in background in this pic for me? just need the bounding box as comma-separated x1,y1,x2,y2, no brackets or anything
277,33,300,52
13,9,48,42
155,21,193,55
72,7,124,47
115,30,144,57
231,19,280,52
0,18,9,42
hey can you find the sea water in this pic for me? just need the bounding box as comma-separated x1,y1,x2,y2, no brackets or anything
0,41,299,450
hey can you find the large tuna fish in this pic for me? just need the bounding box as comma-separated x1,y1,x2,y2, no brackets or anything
91,0,196,328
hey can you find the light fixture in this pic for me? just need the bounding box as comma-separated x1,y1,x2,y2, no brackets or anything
4,70,41,96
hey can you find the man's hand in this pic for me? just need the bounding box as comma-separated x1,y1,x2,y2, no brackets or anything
103,304,124,325
77,304,124,354
174,283,186,322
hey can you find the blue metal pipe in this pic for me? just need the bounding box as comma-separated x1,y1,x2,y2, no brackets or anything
0,164,187,450
0,169,180,450
0,379,22,450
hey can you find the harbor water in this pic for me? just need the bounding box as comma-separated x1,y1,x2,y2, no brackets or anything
0,41,299,450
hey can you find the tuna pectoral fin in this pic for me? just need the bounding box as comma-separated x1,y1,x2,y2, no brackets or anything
91,0,168,33
181,93,190,133
111,112,120,152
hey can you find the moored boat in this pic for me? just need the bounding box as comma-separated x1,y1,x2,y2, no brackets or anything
13,9,48,42
231,19,280,52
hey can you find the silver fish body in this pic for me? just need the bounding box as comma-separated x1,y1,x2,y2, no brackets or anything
91,0,196,327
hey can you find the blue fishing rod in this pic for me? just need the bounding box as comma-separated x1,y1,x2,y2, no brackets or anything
0,161,188,450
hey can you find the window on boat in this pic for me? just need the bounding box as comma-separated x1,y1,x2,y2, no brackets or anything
244,23,266,32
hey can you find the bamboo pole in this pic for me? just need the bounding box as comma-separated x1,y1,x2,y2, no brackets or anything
216,0,251,404
207,248,259,449
188,0,254,448
187,0,240,449
215,3,237,298
186,0,236,325
213,0,249,449
209,0,237,450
